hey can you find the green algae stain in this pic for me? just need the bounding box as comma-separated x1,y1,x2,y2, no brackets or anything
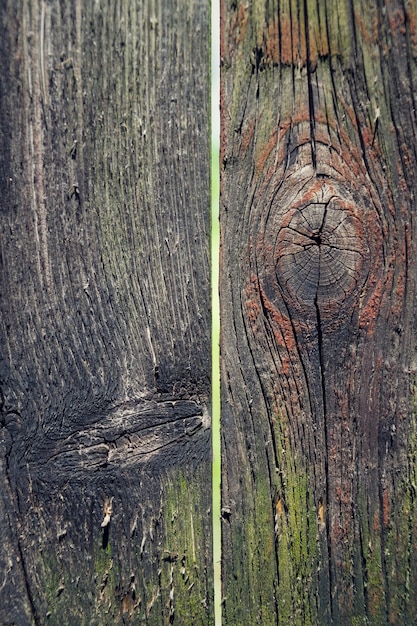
159,467,213,626
275,461,319,626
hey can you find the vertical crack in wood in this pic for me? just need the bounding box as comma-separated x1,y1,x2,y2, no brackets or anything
17,540,39,625
1,411,38,624
303,0,316,171
313,284,334,620
377,474,391,625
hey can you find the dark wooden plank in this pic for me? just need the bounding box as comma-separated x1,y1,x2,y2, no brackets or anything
0,1,211,623
221,0,417,623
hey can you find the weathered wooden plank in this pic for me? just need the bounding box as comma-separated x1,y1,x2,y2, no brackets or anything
221,0,417,623
0,1,211,623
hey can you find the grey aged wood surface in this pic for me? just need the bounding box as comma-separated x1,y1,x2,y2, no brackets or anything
0,1,211,624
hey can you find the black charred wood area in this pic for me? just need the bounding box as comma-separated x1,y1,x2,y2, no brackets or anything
0,1,211,624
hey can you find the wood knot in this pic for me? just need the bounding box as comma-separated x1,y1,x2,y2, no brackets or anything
254,170,384,331
275,181,366,315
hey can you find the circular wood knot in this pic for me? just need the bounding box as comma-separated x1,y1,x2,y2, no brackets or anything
276,199,364,309
270,179,372,321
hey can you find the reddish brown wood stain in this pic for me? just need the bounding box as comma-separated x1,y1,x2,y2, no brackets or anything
265,19,279,64
382,489,390,528
275,497,283,517
309,16,330,60
353,7,379,45
237,2,249,44
387,4,407,35
240,119,255,154
245,273,261,330
227,1,249,54
255,128,278,175
279,13,295,66
256,282,296,354
333,486,353,529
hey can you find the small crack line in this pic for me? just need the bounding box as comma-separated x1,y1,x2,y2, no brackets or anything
314,259,334,620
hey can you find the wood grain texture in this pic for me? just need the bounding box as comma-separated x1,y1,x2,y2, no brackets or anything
0,1,211,623
221,0,417,623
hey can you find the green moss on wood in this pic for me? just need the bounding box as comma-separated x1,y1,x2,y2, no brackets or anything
275,447,319,626
158,468,213,626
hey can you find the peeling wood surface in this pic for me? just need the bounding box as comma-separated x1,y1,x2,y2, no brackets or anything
221,0,417,624
0,1,211,623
